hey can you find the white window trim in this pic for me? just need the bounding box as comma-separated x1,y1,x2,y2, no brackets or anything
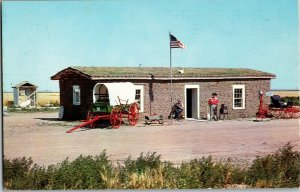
134,85,144,112
184,84,200,119
73,85,80,105
232,85,245,109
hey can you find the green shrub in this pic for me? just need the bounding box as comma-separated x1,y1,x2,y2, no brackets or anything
8,107,59,113
26,165,50,189
48,151,113,189
175,157,246,189
3,143,300,189
281,96,300,106
3,157,33,189
246,142,300,188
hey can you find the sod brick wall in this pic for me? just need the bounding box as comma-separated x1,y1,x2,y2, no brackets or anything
59,77,271,120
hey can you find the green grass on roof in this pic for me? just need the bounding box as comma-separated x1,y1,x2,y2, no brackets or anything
71,66,275,77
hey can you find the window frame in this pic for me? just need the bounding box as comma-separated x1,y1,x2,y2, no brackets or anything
232,85,245,109
134,85,144,112
72,85,81,105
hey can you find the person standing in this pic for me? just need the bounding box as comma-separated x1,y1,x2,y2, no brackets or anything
208,93,219,121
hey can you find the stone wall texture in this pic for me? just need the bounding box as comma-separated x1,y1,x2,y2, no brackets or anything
59,78,271,120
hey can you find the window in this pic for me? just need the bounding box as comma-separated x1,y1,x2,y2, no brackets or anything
73,85,80,105
134,85,144,112
232,85,245,109
135,89,141,104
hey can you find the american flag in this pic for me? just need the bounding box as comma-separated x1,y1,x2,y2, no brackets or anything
170,34,186,49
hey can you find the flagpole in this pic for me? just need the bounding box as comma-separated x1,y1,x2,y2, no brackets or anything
169,31,173,124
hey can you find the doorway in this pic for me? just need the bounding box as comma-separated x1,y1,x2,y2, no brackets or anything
184,85,199,119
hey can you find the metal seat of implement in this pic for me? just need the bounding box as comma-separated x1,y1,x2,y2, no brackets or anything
269,95,292,108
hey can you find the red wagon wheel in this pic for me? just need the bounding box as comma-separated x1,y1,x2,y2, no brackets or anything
282,107,293,119
290,106,300,119
269,108,279,119
128,102,139,126
294,106,300,118
86,110,95,128
276,108,285,119
110,107,122,129
276,109,282,119
280,108,288,119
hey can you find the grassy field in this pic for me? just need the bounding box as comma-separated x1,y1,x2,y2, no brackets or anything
272,90,300,97
3,92,60,107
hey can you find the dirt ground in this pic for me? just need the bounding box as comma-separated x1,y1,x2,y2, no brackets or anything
3,112,300,166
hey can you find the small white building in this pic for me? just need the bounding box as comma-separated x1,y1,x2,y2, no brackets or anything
12,81,38,107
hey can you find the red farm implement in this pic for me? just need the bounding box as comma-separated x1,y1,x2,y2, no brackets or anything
256,91,300,120
66,83,139,133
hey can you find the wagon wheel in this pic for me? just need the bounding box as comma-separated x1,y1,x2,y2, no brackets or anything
277,108,285,119
290,106,300,118
86,110,95,128
287,108,295,118
294,106,300,118
275,109,282,119
268,108,276,118
128,102,139,126
264,105,273,118
110,107,122,129
282,107,293,119
271,108,282,119
280,108,288,119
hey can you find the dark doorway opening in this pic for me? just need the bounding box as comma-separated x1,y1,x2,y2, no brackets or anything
186,89,193,118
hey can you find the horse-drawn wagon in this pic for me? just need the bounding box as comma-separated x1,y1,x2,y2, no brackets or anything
66,82,139,133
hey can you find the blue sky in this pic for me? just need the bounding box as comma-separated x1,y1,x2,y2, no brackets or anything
2,0,299,91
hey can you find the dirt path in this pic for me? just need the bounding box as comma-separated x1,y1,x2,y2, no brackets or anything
3,112,300,166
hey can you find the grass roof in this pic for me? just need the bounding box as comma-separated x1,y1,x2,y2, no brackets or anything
71,66,275,78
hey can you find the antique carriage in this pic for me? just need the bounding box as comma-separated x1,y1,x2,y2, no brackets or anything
256,92,300,119
66,82,139,133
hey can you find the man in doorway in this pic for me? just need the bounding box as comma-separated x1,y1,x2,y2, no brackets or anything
208,93,219,121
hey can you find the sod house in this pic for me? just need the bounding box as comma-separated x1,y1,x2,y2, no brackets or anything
51,66,275,120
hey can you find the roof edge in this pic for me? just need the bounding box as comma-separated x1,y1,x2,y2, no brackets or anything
51,66,276,80
91,76,276,80
51,67,91,80
12,81,38,88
